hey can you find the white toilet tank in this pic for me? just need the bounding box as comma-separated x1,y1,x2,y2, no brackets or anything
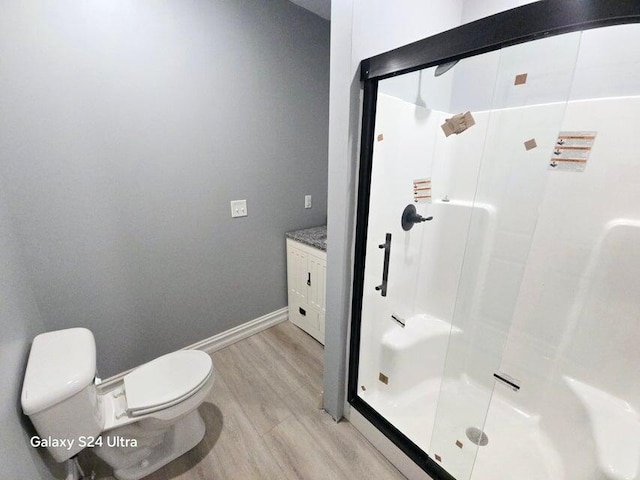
22,328,104,462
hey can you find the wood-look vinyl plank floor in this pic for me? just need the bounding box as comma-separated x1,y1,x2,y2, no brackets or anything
151,374,287,480
211,343,294,436
79,321,406,480
260,322,324,388
263,415,347,480
283,382,405,480
234,331,308,399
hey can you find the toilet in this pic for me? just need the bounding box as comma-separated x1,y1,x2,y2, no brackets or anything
21,327,215,480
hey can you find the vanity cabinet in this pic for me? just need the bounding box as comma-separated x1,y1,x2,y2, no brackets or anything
286,239,326,344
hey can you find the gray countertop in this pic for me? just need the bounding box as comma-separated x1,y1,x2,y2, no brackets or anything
286,225,327,251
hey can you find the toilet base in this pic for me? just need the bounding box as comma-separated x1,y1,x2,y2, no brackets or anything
94,409,206,480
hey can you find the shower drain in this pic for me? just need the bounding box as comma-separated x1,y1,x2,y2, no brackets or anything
465,427,489,446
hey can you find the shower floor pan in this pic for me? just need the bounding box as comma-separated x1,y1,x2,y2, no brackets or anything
360,375,563,480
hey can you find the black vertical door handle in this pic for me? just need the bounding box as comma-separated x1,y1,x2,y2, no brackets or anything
307,272,311,286
375,233,391,296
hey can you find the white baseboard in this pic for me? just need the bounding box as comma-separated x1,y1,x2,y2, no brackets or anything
99,307,288,389
188,306,289,353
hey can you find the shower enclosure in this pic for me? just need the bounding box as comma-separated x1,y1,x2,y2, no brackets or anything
348,3,640,480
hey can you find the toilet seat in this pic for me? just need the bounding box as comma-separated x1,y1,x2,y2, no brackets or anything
123,350,213,416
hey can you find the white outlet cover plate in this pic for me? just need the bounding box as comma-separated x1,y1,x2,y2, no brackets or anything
230,199,248,218
305,195,312,209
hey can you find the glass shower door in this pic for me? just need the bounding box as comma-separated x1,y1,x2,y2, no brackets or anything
470,22,640,480
355,58,492,456
429,32,583,479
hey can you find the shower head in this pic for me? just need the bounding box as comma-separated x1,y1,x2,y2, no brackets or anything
434,60,459,77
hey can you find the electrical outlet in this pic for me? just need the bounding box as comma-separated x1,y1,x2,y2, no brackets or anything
230,199,248,218
304,195,312,209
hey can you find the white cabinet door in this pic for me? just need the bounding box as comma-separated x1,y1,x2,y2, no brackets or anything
308,253,326,314
287,244,308,303
286,239,326,345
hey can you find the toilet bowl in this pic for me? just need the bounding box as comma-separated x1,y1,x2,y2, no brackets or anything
21,328,215,480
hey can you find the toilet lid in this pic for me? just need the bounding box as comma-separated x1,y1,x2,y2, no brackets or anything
124,350,212,415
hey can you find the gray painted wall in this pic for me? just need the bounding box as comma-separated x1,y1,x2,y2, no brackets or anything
0,0,329,378
0,185,57,478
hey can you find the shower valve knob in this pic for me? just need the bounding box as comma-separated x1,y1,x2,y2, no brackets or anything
401,204,433,231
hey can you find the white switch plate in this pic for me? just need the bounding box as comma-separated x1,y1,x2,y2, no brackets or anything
304,195,312,209
230,199,248,218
